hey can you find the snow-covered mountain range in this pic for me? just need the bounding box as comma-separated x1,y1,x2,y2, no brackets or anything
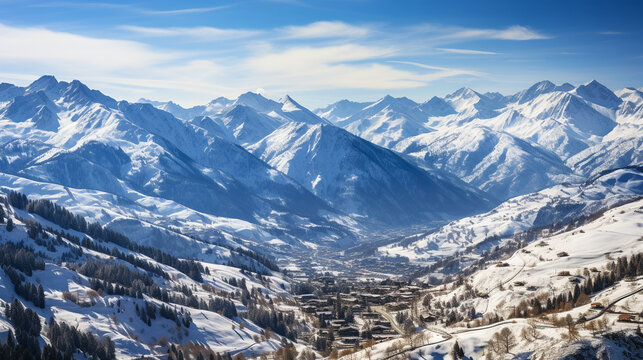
0,75,641,360
0,76,641,262
315,79,641,201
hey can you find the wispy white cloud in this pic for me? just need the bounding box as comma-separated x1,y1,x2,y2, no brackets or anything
0,23,180,70
443,25,550,41
436,48,498,55
0,21,503,105
411,24,550,41
388,61,484,76
120,25,261,41
598,31,624,35
279,21,371,39
140,5,231,15
28,2,231,16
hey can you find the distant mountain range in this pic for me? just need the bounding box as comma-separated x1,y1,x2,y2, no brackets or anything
0,76,641,259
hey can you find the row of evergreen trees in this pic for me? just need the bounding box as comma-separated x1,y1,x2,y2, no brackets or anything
87,273,237,320
47,319,116,360
523,252,643,318
2,266,45,308
246,304,298,341
7,190,204,281
135,300,193,328
0,242,45,276
4,299,42,358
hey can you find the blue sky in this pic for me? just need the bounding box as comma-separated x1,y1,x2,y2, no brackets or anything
0,0,641,108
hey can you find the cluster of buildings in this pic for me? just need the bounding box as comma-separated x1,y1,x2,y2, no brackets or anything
295,277,429,350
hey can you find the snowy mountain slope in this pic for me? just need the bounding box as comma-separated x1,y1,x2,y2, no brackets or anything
343,197,642,360
139,96,234,121
404,199,642,359
219,105,283,146
138,98,208,121
335,95,431,147
615,87,643,124
572,79,623,109
394,125,577,200
443,87,505,121
566,137,643,176
249,122,490,226
0,172,275,258
379,167,643,264
0,195,300,359
417,96,455,117
0,76,356,249
480,90,618,158
510,80,574,104
144,92,329,146
314,99,372,123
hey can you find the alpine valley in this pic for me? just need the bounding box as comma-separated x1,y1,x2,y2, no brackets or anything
0,76,641,359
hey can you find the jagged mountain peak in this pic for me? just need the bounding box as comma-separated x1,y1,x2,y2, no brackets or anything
250,121,490,226
446,87,480,100
208,96,232,106
234,91,281,113
419,96,455,117
513,80,574,104
26,75,58,93
574,79,622,108
368,94,418,109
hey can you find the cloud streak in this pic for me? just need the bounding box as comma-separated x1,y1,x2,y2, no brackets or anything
415,24,550,41
140,5,231,15
120,25,261,41
436,48,498,55
0,20,548,105
279,21,371,39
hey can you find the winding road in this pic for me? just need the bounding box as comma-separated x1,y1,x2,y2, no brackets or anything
578,285,643,323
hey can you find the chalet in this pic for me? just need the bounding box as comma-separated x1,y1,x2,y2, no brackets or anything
513,281,525,287
568,277,581,284
316,311,333,321
296,294,318,303
617,314,634,322
370,324,394,335
557,251,569,257
361,312,380,319
337,326,360,337
337,337,360,345
591,302,604,309
329,320,345,329
420,313,437,322
386,302,409,311
342,296,359,304
478,292,489,298
527,286,538,291
360,293,385,305
497,262,510,267
306,299,328,306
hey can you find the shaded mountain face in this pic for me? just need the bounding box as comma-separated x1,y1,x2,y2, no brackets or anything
316,79,638,202
394,125,577,200
314,99,373,123
0,76,356,250
418,96,455,117
249,122,491,226
573,80,623,109
333,95,431,147
510,80,574,104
